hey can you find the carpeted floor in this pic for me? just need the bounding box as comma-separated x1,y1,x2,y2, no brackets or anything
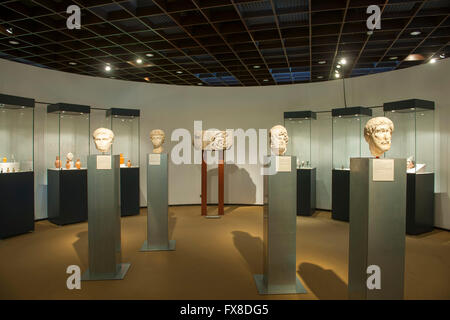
0,206,448,300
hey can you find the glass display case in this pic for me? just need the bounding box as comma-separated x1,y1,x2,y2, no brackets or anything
331,106,372,222
383,99,435,234
47,103,90,225
106,108,140,216
284,111,316,216
0,93,35,238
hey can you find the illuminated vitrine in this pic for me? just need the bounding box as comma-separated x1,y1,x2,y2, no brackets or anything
383,99,435,234
284,111,316,216
0,93,35,238
107,108,140,216
47,103,90,225
331,106,372,222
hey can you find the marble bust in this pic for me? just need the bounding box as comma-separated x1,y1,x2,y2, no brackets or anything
193,130,233,150
150,129,165,154
93,127,114,153
364,117,394,157
270,125,289,156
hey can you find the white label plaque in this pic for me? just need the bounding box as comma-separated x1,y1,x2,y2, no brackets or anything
276,156,291,172
96,155,111,170
149,154,161,166
373,159,394,181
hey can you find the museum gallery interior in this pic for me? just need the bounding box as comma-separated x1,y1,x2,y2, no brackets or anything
0,0,449,301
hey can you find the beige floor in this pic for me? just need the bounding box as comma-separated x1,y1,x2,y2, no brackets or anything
0,206,449,300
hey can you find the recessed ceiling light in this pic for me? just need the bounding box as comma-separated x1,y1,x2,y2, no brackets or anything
389,56,398,60
6,28,13,35
317,76,324,79
263,79,269,82
145,53,154,57
405,53,425,61
439,53,445,59
197,82,203,86
105,65,111,72
336,64,341,69
176,71,183,74
144,77,150,82
253,65,261,69
410,31,421,36
69,62,77,66
430,58,437,64
335,73,340,78
339,58,347,65
318,60,326,64
136,58,143,64
9,40,19,45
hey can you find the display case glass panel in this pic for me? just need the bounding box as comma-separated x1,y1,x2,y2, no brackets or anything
284,111,315,169
0,100,34,173
383,100,434,173
47,104,90,170
332,107,372,170
107,108,140,168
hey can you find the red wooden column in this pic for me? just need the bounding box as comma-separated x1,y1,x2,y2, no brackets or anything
218,150,224,215
201,150,207,216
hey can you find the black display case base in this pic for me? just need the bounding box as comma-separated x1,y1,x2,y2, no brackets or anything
297,168,316,216
0,172,34,238
47,169,87,225
407,173,434,235
120,167,140,217
332,169,350,222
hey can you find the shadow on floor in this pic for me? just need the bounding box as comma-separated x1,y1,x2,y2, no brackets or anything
298,262,348,300
231,231,263,275
72,230,88,269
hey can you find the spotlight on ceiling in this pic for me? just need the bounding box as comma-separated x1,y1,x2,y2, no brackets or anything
176,71,183,74
105,65,112,72
253,65,261,69
405,53,425,61
318,60,326,64
6,28,13,35
145,53,154,57
263,79,269,82
339,58,347,65
439,53,445,59
335,73,340,78
69,62,77,66
136,58,143,64
9,40,19,45
336,64,341,69
197,82,203,86
144,77,150,82
317,76,324,79
389,56,398,60
430,58,437,64
410,31,421,36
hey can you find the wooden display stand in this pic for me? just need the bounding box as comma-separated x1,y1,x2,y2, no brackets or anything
201,150,224,216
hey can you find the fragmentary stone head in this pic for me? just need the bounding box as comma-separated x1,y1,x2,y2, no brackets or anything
270,125,289,156
93,127,114,153
364,117,394,157
150,129,165,153
193,130,233,150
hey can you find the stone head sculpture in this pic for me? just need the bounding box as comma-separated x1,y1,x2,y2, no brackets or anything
150,129,165,154
93,127,114,153
364,117,394,157
270,125,289,156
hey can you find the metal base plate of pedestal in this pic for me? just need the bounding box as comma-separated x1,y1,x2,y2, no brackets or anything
81,263,130,281
253,274,307,295
205,215,221,219
140,239,176,252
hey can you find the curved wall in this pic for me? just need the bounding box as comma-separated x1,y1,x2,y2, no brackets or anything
0,57,448,229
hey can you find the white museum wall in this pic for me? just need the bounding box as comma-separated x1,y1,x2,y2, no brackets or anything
0,57,448,230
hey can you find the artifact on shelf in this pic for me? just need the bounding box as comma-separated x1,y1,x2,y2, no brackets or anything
65,160,71,170
93,127,115,153
120,153,124,165
2,157,6,163
55,156,61,168
75,159,81,169
127,160,131,168
269,125,289,156
364,117,394,157
150,129,165,154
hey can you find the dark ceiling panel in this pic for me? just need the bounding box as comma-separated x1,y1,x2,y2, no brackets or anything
0,0,448,86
